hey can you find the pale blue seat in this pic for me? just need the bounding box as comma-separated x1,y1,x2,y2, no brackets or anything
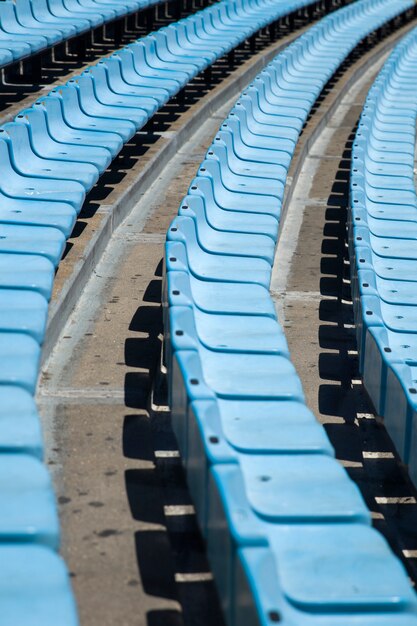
0,223,66,267
45,86,136,143
205,138,288,183
169,21,227,58
227,108,297,153
198,157,284,202
81,67,158,118
170,346,305,457
128,40,194,83
0,139,85,211
0,253,54,300
0,454,59,549
237,91,305,134
91,60,168,106
1,124,100,192
0,29,44,56
207,461,374,621
14,0,77,38
233,98,302,138
165,237,272,288
33,98,124,158
48,0,104,28
0,2,62,46
0,289,48,344
0,386,43,459
148,31,208,72
360,325,417,445
65,0,116,22
0,191,77,239
219,118,292,169
188,176,280,236
186,179,278,240
0,332,40,393
21,0,89,35
187,399,335,530
66,76,149,131
0,48,13,65
237,537,417,626
169,306,288,357
163,270,277,319
15,109,112,175
77,0,120,19
0,544,78,626
154,27,216,66
174,201,276,263
112,49,182,95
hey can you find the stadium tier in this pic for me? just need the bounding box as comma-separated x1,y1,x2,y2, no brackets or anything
1,0,417,622
350,26,417,491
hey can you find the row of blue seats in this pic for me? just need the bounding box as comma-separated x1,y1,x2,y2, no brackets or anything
0,0,324,623
349,27,417,489
163,0,417,624
0,0,164,68
0,0,322,388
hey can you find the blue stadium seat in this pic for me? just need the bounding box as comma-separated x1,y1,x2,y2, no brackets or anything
0,544,78,626
0,387,43,459
186,399,335,531
1,123,100,191
0,192,77,239
0,333,40,393
0,253,54,300
32,98,124,159
207,460,373,621
0,138,86,211
163,270,277,326
0,1,63,46
0,290,48,344
22,0,90,35
0,223,66,267
171,211,276,263
236,540,417,626
0,454,59,548
15,109,113,175
14,0,78,38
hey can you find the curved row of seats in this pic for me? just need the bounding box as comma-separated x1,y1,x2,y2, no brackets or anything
0,0,325,623
1,0,321,385
0,0,165,69
349,27,417,490
163,0,417,624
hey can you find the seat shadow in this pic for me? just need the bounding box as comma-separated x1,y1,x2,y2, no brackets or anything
120,260,224,624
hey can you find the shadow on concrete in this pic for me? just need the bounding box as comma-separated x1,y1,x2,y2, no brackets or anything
122,260,225,626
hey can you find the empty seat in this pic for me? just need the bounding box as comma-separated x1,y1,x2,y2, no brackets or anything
0,544,78,626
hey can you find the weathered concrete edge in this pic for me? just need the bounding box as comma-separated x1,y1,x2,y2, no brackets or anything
41,34,300,365
277,18,417,249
